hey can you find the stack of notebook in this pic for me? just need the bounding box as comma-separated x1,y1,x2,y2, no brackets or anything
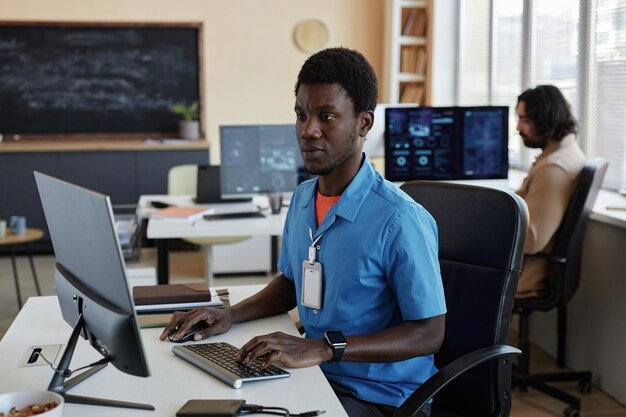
132,283,228,314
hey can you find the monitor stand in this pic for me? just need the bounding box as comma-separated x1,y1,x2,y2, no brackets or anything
48,314,154,410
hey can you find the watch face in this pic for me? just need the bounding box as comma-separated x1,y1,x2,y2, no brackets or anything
326,331,346,345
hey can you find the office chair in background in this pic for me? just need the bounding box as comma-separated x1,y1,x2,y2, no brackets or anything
168,164,250,286
397,181,528,417
513,157,608,417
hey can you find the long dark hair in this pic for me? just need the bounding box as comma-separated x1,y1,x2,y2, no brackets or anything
517,85,577,141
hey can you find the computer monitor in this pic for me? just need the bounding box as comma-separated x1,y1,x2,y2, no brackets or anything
364,103,416,158
195,165,251,204
384,106,509,181
34,171,153,410
219,124,305,198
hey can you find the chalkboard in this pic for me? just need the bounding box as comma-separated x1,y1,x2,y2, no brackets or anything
0,22,202,137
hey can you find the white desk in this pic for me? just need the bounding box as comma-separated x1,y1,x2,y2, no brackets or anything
138,195,287,284
0,286,347,417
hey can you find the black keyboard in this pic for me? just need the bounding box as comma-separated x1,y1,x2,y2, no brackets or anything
172,342,290,388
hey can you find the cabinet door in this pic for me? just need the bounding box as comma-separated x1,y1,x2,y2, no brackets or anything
58,152,137,205
0,153,59,235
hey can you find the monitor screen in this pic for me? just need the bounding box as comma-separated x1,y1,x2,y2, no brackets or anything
219,124,304,198
384,106,509,181
364,103,416,158
35,171,151,409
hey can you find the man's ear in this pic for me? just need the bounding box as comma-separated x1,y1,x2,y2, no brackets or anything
359,110,375,137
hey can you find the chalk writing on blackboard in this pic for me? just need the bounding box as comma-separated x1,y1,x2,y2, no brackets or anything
0,22,202,137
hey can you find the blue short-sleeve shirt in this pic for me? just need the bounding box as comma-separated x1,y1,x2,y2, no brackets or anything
278,156,446,407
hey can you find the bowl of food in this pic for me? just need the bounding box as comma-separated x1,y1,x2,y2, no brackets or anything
0,390,63,417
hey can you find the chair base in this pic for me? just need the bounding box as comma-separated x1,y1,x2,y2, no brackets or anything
513,370,591,417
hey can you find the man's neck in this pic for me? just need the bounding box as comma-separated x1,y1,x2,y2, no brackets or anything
317,155,364,196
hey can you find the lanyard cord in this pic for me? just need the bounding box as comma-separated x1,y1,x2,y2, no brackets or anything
308,227,323,265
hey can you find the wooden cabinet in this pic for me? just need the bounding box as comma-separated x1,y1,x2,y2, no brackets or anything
383,0,432,104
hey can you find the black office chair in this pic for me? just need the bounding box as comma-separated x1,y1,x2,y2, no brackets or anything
513,157,608,417
396,181,528,417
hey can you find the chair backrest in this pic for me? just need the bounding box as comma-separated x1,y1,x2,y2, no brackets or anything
550,157,608,305
168,164,198,195
400,181,528,417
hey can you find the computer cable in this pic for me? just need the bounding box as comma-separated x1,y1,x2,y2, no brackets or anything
241,403,325,416
35,351,112,378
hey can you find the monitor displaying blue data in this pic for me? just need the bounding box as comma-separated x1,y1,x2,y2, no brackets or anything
219,124,305,198
384,106,509,182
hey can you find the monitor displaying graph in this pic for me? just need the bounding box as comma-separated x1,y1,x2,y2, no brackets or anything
219,124,305,198
384,106,509,182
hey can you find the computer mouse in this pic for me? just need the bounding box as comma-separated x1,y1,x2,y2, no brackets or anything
149,200,171,209
168,321,209,343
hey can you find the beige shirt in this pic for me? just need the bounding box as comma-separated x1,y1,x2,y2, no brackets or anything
516,134,586,298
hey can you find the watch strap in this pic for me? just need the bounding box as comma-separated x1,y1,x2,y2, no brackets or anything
325,331,346,363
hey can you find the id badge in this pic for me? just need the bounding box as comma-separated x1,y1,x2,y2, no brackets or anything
301,261,323,309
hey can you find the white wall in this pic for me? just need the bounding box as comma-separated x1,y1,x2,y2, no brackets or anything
0,0,385,164
431,0,459,105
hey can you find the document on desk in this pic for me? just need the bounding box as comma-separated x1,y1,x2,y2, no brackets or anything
151,206,210,222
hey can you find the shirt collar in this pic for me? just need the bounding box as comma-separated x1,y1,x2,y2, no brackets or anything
537,134,577,162
296,154,376,224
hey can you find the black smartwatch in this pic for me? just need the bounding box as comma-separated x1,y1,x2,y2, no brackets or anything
324,330,347,363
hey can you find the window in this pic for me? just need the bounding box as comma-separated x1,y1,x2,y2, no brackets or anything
459,0,626,192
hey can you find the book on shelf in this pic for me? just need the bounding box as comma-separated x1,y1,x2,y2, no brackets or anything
133,283,228,313
414,11,427,37
402,9,417,36
402,9,427,37
416,48,428,75
400,84,425,104
151,206,209,222
401,46,419,73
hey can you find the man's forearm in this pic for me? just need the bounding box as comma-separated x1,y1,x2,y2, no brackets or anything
228,274,297,323
341,315,445,363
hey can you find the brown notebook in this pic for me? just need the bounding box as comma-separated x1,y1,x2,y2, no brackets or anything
133,283,212,305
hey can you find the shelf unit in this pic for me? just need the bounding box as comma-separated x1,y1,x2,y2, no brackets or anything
383,0,432,104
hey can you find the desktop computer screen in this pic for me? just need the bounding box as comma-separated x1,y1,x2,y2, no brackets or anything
384,106,509,181
34,171,152,410
219,124,305,198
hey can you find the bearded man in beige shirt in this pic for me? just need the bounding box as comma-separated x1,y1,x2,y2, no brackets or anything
515,85,586,298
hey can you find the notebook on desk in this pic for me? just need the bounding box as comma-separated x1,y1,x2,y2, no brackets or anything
195,165,251,204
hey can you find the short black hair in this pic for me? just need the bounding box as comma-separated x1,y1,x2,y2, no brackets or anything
295,47,378,115
517,85,577,141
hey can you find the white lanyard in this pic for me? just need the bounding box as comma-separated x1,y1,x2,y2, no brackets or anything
308,227,323,265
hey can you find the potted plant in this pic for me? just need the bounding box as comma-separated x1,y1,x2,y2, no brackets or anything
171,101,200,140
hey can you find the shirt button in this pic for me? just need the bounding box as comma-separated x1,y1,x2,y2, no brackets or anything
313,309,318,315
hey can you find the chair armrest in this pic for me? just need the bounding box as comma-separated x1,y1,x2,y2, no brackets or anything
394,345,521,417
